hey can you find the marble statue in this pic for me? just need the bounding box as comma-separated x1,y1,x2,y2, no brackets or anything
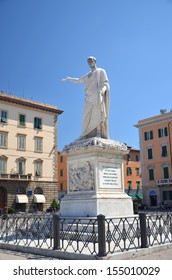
63,56,110,139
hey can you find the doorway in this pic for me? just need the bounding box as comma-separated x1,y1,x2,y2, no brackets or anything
149,190,157,206
0,187,6,212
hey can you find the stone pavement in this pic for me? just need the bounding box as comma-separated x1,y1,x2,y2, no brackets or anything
128,247,172,260
1,245,172,260
0,249,58,260
111,244,172,260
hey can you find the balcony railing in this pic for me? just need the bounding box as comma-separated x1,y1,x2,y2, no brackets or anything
156,178,172,186
0,173,32,180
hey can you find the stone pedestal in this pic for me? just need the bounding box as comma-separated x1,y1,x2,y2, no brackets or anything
60,137,133,217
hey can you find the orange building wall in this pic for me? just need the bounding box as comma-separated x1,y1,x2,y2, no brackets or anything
123,148,142,192
57,152,67,198
136,111,172,207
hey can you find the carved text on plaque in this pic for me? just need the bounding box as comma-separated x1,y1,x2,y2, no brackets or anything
99,163,121,189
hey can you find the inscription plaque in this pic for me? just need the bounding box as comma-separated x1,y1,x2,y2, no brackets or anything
99,163,121,189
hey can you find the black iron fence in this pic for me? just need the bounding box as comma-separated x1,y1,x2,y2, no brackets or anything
0,212,172,256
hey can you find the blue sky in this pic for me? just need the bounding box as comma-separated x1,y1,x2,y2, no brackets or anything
0,0,172,151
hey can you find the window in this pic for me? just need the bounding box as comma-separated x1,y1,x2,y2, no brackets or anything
127,181,132,189
144,131,153,141
158,127,168,138
18,160,25,175
136,168,140,176
1,110,7,123
163,190,172,200
19,114,25,127
147,148,153,159
0,132,8,148
135,155,139,161
34,187,43,194
163,166,169,179
60,183,63,191
35,160,43,177
34,117,42,129
149,168,154,180
161,145,168,157
127,167,132,175
34,137,43,152
60,169,63,177
127,154,130,161
136,181,141,189
0,158,7,174
17,134,26,150
60,156,63,163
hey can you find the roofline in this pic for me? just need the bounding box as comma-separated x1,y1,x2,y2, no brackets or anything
127,146,140,152
0,92,63,115
134,111,172,128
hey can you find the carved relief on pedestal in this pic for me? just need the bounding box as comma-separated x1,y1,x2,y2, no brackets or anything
69,161,94,192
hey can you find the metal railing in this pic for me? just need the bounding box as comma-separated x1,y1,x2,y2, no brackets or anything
0,212,172,256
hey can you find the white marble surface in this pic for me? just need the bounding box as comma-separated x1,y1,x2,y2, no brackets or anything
60,137,133,217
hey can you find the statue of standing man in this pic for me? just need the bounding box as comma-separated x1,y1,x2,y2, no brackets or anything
63,56,110,139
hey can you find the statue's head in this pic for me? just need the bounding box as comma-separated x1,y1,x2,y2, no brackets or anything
87,56,96,63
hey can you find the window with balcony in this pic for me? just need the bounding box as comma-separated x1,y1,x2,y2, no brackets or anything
158,127,168,138
34,117,42,129
0,157,7,174
163,166,169,179
34,137,43,152
18,160,25,175
34,160,43,177
1,110,7,123
0,132,8,148
19,114,25,127
144,130,153,141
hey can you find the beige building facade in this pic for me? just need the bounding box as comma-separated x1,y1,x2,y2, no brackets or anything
0,92,63,213
135,111,172,208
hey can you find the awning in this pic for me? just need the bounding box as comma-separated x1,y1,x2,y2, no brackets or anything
33,194,46,203
135,193,143,199
128,191,143,200
16,195,28,203
149,190,157,196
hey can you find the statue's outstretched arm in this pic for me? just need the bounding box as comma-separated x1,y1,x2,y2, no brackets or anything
62,77,82,84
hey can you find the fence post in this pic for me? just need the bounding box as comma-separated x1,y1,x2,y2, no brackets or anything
97,214,107,257
139,212,148,248
53,213,60,250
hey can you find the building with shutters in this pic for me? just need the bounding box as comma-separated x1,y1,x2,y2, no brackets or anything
0,92,63,213
123,147,142,200
135,110,172,208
